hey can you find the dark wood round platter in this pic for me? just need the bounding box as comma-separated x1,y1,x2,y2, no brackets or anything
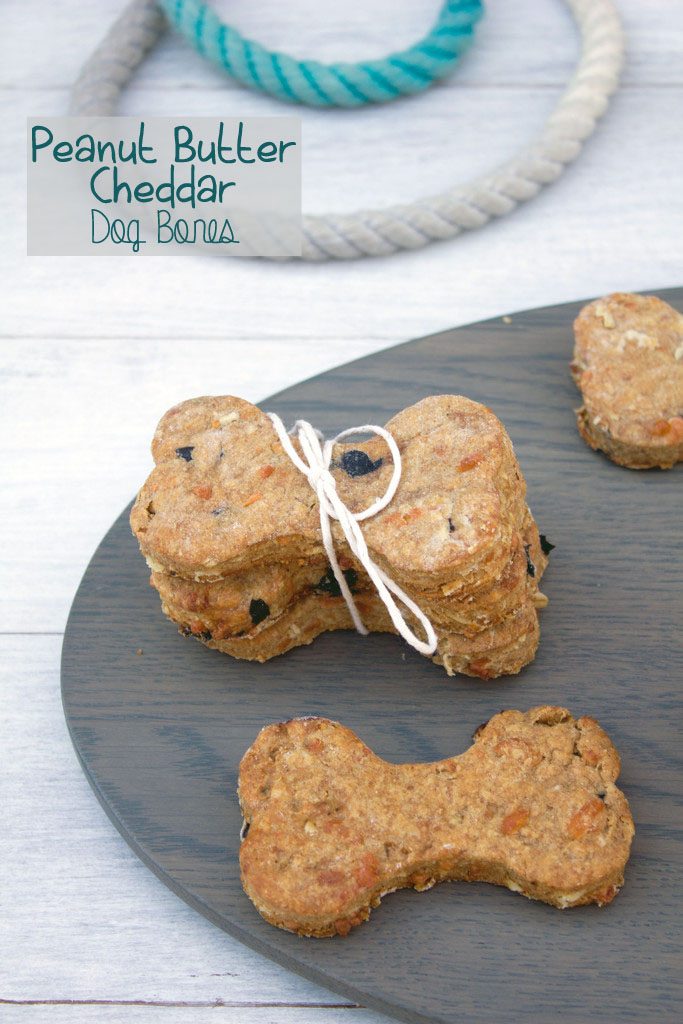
61,290,682,1024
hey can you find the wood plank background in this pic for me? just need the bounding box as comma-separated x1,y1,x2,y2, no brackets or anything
2,2,682,1022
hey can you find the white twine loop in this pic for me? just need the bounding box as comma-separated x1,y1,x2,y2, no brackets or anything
267,413,438,656
68,0,624,261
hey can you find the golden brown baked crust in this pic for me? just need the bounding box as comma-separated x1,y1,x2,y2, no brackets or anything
238,708,634,936
572,293,683,469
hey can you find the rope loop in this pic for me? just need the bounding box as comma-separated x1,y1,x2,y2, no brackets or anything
159,0,483,107
267,412,438,656
68,0,624,260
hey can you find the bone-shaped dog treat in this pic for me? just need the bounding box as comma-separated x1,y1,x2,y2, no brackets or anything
153,517,545,644
131,394,529,587
238,707,634,936
572,292,683,469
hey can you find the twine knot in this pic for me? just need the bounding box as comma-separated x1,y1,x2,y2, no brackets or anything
268,412,437,656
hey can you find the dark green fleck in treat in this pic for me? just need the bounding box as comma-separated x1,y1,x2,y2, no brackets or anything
176,446,194,462
211,507,225,517
540,534,555,556
524,544,536,577
198,630,212,642
447,517,455,533
315,566,358,597
180,625,192,636
339,450,383,477
249,598,270,626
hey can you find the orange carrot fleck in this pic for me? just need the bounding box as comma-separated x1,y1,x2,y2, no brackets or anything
458,452,483,472
354,852,379,888
501,807,530,835
192,484,213,500
322,818,346,834
318,869,345,886
258,465,275,479
652,416,683,440
567,798,605,839
243,492,263,507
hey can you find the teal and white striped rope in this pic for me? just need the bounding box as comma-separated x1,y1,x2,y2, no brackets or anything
69,0,624,261
158,0,483,107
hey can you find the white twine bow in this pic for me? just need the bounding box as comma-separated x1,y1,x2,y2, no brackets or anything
267,413,438,657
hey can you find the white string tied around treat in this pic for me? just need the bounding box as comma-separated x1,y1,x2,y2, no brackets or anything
267,413,438,657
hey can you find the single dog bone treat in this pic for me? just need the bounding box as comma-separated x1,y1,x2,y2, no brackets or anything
572,292,683,469
152,516,544,642
154,520,546,669
173,588,543,678
131,394,532,587
238,707,634,936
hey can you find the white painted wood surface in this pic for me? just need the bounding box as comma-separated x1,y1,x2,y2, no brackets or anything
2,1,681,1021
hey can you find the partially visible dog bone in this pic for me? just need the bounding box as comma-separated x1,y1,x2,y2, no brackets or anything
572,292,683,469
